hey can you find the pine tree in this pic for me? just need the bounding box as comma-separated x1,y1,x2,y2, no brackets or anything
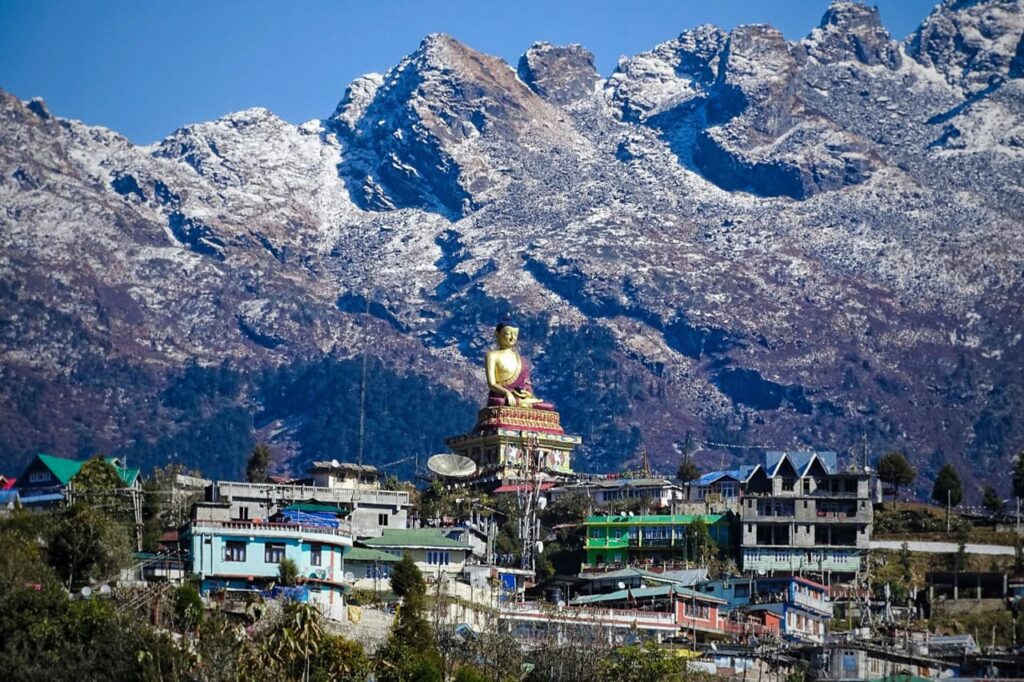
931,464,962,507
982,485,1004,515
246,443,271,483
877,452,915,502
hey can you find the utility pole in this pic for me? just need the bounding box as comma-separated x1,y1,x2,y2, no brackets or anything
947,489,951,533
518,434,542,573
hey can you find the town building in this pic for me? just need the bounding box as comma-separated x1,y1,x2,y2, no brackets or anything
739,451,872,578
696,576,832,642
15,453,142,509
307,460,382,490
185,501,354,620
583,513,732,568
206,461,411,538
548,477,683,510
807,642,954,680
504,580,777,645
682,468,757,508
359,527,473,577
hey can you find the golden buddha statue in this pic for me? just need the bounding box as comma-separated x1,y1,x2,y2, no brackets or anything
485,322,554,411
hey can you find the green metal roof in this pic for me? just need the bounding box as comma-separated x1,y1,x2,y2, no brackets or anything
282,502,350,515
346,547,400,562
570,584,726,606
361,528,472,550
585,514,726,525
35,453,139,486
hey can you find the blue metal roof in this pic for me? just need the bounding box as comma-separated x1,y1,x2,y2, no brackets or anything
688,467,758,486
764,451,836,476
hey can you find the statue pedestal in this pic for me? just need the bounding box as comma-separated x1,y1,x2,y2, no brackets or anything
445,407,580,485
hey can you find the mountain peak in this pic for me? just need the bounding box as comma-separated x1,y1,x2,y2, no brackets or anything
517,42,599,105
907,0,1024,93
804,1,901,68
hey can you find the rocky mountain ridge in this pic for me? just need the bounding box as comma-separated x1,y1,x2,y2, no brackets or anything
1,1,1022,497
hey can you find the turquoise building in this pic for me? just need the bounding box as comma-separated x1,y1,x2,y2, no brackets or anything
186,502,354,620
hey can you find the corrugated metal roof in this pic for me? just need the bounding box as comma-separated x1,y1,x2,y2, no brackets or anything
32,453,139,486
571,584,726,606
346,546,400,562
764,451,836,477
361,528,472,550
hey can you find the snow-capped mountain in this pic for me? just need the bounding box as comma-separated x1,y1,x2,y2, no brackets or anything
1,1,1022,496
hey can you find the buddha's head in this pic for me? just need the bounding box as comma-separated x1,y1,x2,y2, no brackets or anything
495,322,519,349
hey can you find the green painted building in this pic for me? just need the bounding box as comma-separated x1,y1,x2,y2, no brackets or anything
583,514,733,567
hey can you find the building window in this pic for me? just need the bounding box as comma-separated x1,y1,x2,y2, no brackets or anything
427,551,450,565
378,513,389,527
311,544,322,566
684,602,710,620
366,563,389,579
265,542,285,563
29,471,51,483
237,506,250,521
225,541,246,562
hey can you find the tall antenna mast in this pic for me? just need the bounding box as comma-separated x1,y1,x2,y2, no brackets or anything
357,290,370,466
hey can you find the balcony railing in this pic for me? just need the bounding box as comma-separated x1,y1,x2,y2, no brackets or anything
501,603,678,628
191,519,355,542
215,481,411,506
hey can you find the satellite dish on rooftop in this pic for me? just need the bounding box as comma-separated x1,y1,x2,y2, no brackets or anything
427,453,477,478
80,586,92,599
331,459,340,467
344,571,356,582
99,584,111,595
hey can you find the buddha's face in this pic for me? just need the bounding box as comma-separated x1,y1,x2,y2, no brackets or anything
496,325,519,349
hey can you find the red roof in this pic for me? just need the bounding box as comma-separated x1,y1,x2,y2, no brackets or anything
492,483,555,494
0,475,15,490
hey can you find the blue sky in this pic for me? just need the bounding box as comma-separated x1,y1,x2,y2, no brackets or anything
0,0,939,144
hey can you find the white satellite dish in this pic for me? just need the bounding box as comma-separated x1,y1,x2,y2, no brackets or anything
344,571,356,582
99,584,112,595
331,458,340,467
427,453,477,478
80,586,92,599
535,541,544,555
537,497,548,510
617,581,627,590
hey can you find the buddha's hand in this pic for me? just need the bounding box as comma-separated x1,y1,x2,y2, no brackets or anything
505,392,518,407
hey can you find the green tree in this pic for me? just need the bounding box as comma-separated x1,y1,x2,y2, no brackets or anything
377,555,440,682
241,602,370,682
878,452,916,502
171,583,204,633
390,554,433,648
47,503,132,590
932,464,963,508
600,641,684,682
278,557,299,587
71,456,134,524
982,485,1004,515
246,443,271,483
899,542,913,585
677,458,700,484
688,517,714,564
